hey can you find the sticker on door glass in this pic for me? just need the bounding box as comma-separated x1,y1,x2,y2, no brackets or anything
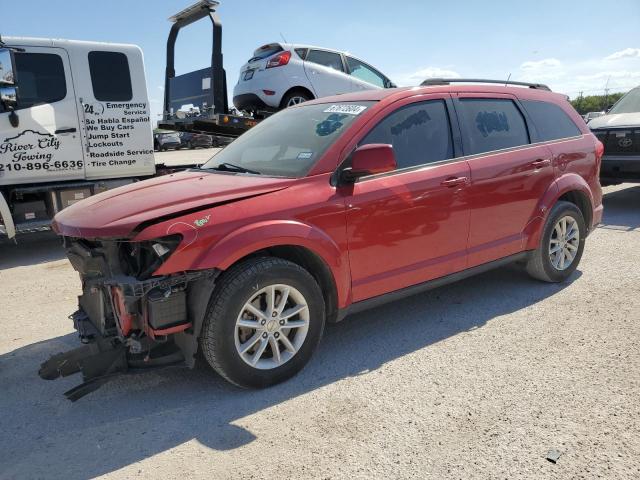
323,104,368,115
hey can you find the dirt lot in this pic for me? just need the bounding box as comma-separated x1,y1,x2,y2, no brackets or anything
0,185,638,480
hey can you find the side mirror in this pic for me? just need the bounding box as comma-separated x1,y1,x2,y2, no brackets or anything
341,144,397,183
0,86,17,109
0,48,17,87
0,48,18,113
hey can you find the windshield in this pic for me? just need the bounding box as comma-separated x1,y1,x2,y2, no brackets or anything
608,87,640,115
202,102,374,177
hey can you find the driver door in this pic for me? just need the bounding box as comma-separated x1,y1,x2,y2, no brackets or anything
343,96,471,302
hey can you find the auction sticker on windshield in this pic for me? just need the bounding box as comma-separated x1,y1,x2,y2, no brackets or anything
323,105,368,115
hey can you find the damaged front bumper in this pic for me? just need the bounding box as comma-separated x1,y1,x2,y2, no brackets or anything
40,237,219,401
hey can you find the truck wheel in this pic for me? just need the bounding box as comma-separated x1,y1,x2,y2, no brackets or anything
200,257,325,388
526,201,586,283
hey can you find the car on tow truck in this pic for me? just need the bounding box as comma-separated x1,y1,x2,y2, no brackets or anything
233,42,396,115
42,79,603,399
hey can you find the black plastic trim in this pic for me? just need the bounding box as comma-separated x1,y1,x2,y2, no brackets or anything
336,251,530,321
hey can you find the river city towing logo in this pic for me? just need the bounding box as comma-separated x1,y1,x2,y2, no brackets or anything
0,129,60,162
194,215,211,227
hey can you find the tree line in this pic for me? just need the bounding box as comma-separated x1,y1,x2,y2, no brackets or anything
570,92,625,115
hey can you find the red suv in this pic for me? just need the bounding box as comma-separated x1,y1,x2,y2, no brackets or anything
45,79,604,398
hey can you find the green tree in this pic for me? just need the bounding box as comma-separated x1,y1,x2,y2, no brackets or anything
571,92,625,115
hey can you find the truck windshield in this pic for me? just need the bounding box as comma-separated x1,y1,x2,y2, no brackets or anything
202,102,374,177
608,87,640,115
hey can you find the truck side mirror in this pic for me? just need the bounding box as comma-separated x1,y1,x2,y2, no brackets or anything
0,48,19,120
0,48,19,126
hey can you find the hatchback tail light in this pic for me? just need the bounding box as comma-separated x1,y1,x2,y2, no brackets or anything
266,51,291,69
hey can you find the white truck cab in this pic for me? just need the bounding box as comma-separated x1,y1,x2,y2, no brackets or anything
0,36,155,239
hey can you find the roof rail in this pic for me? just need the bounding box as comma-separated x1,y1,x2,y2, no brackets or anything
421,78,551,91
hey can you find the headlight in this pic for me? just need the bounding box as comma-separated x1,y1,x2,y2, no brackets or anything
120,234,182,280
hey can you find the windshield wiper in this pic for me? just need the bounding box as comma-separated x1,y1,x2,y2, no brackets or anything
206,162,261,175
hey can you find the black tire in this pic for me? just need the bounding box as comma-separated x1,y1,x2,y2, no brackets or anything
280,90,313,110
526,201,586,283
200,257,325,388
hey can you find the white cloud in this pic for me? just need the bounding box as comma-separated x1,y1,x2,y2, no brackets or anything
606,48,640,61
390,66,461,87
520,58,562,70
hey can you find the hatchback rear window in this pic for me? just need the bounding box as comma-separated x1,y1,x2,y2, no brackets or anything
458,98,530,155
522,100,582,142
249,43,283,62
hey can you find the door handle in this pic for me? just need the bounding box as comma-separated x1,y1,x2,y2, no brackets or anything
531,158,551,169
440,176,468,188
55,127,77,135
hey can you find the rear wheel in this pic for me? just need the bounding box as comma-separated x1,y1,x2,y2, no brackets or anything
200,257,325,388
526,201,586,282
281,90,313,109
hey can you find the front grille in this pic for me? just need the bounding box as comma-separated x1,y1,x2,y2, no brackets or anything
594,128,640,156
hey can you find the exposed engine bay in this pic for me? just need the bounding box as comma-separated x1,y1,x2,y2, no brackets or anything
39,235,219,401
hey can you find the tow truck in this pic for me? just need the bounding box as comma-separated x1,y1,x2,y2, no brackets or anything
0,0,260,241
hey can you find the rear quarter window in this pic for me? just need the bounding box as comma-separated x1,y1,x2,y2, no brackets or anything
88,51,133,102
521,100,582,142
458,98,530,155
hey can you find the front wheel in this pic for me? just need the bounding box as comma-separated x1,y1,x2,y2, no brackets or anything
526,201,586,282
200,257,325,388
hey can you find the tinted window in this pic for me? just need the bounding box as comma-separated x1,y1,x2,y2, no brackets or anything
294,48,308,60
88,51,132,101
14,53,66,109
306,50,344,72
522,100,581,141
361,100,454,169
458,98,529,155
346,57,386,88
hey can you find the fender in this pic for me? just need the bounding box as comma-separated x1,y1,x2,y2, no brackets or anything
193,220,352,308
523,173,594,251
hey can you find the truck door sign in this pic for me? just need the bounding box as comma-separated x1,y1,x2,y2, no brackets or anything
0,129,83,177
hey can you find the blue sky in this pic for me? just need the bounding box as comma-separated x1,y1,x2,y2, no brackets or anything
5,0,640,122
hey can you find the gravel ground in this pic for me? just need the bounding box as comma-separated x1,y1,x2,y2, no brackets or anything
0,184,639,480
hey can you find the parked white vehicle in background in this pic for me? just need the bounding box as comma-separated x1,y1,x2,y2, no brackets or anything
232,43,396,114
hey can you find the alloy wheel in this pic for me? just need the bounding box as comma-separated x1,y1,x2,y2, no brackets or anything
549,215,580,271
234,284,310,370
286,96,307,107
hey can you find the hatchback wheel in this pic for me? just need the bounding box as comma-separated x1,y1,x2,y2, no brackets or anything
526,201,586,282
281,90,313,109
200,257,325,388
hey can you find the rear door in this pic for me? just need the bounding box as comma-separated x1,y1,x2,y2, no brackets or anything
303,50,353,98
0,46,85,185
69,47,155,180
454,93,555,267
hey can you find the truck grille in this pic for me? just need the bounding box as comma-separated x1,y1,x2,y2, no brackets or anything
593,128,640,156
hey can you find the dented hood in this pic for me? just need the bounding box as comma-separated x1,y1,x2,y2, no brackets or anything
53,170,294,238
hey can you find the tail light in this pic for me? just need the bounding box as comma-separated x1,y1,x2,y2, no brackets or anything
266,51,291,69
595,139,605,160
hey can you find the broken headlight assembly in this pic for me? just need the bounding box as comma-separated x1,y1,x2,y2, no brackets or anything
119,234,182,280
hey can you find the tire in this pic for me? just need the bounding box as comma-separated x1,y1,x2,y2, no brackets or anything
281,90,313,109
200,257,325,388
526,201,586,283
